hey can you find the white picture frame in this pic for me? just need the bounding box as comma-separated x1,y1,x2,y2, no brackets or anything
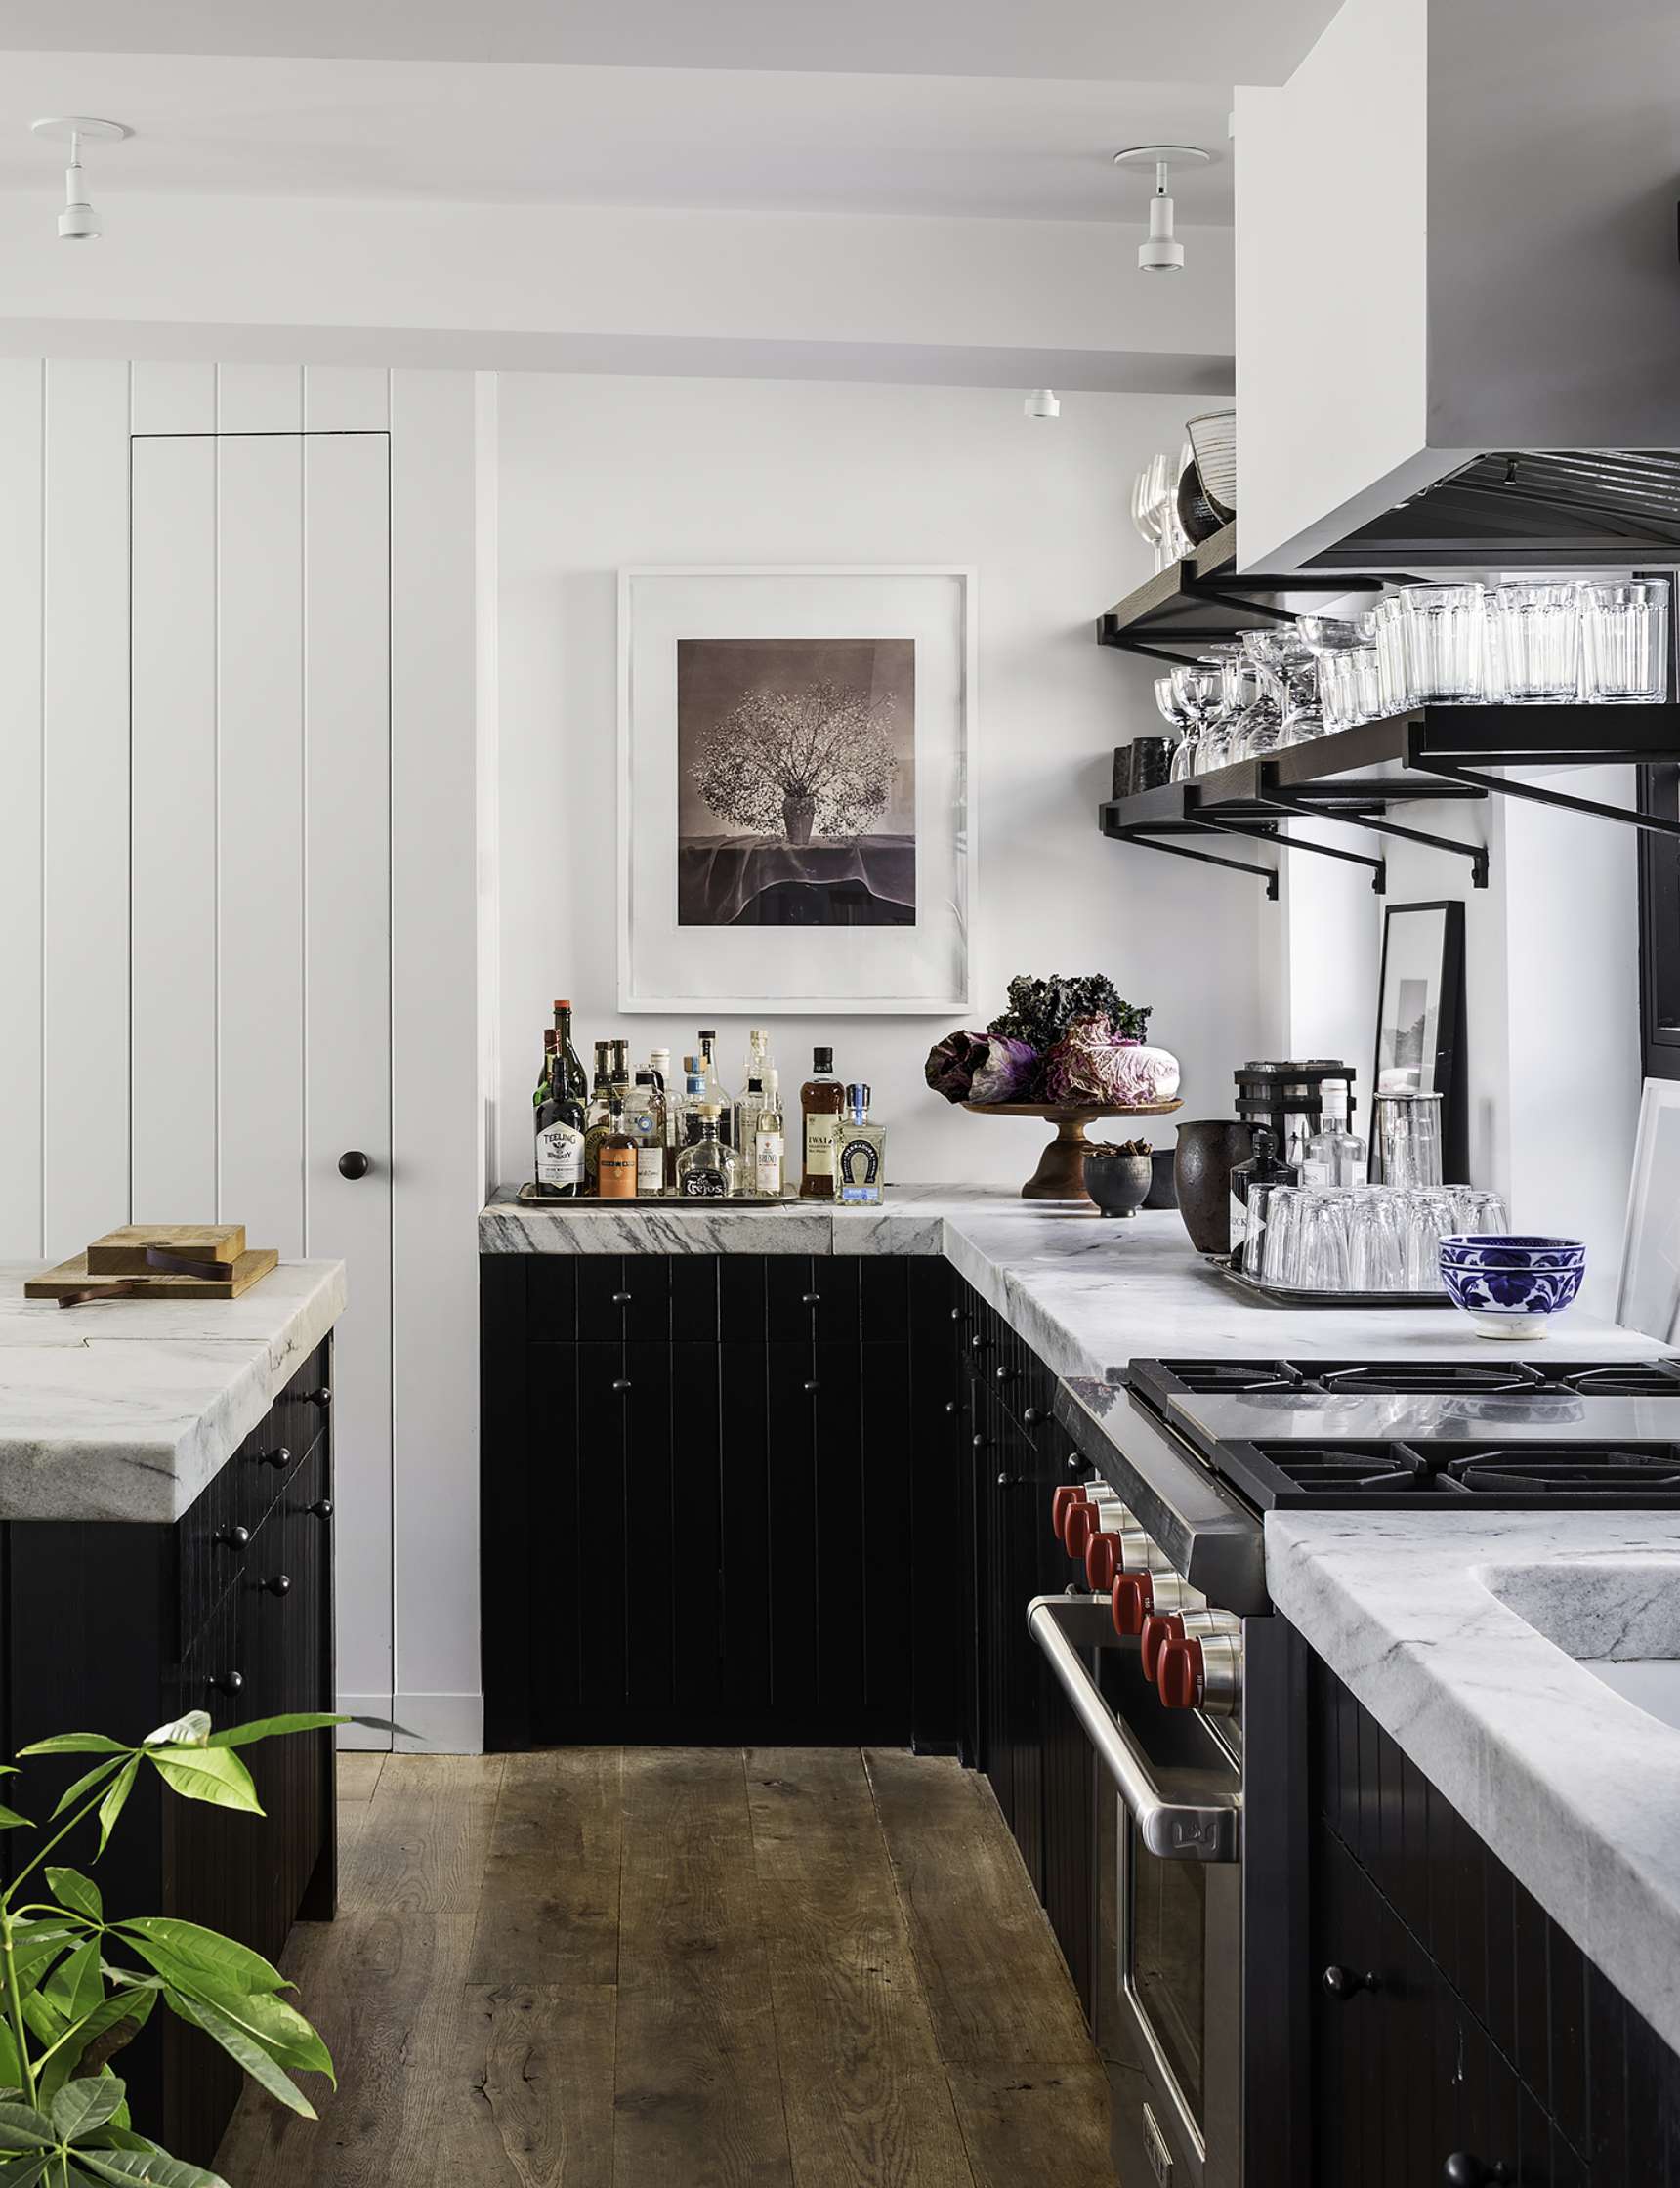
1616,1077,1680,1344
617,565,975,1014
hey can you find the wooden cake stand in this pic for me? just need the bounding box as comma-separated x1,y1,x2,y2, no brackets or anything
960,1098,1184,1201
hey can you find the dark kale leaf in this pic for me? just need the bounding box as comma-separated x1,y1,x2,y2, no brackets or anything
986,975,1151,1054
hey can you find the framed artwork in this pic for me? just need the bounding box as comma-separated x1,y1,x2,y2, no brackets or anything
1617,1078,1680,1343
1372,899,1467,1178
617,567,974,1013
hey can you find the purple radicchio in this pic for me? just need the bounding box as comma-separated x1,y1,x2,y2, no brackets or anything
923,1030,1039,1105
1040,1018,1181,1106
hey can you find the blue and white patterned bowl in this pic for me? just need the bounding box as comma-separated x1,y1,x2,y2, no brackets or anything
1438,1235,1586,1339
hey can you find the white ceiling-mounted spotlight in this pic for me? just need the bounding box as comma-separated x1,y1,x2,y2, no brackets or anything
1024,389,1061,421
1113,144,1210,274
32,116,132,241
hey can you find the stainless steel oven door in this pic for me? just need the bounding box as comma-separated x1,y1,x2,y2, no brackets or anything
1029,1596,1241,2188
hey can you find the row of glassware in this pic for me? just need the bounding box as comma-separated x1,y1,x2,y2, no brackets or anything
1245,1182,1511,1295
1155,577,1671,781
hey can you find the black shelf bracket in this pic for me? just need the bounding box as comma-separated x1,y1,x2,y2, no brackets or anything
1414,755,1680,840
1194,811,1387,892
1257,781,1491,888
1112,823,1280,900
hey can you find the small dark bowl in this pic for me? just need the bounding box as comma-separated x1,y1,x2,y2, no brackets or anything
1084,1151,1153,1219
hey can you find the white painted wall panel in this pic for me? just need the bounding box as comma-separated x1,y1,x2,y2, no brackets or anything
216,363,302,434
304,367,390,433
304,432,394,1728
41,359,131,1259
130,436,219,1222
0,361,44,1258
130,362,216,436
218,433,307,1257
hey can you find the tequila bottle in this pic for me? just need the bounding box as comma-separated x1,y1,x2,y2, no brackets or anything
697,1029,735,1148
675,1104,740,1198
836,1083,885,1204
626,1071,667,1198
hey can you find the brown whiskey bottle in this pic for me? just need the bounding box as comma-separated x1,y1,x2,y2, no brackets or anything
799,1046,844,1200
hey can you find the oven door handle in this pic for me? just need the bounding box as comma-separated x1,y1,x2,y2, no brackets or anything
1029,1596,1239,1863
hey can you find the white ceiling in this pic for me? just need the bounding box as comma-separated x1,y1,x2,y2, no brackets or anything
0,55,1248,221
0,2,1342,87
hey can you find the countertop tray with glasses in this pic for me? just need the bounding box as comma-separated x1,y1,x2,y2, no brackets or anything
1212,1260,1453,1310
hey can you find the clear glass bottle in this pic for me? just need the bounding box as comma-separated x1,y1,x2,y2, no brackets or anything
800,1046,843,1199
697,1030,735,1148
675,1103,740,1198
597,1094,639,1199
583,1041,614,1190
735,1029,772,1151
1303,1079,1367,1189
626,1071,666,1198
753,1070,785,1197
836,1083,885,1204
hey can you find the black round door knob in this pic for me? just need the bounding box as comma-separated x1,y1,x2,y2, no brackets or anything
309,1497,333,1521
1444,2158,1511,2187
207,1671,244,1697
259,1446,292,1471
338,1150,371,1180
263,1574,292,1598
1323,1965,1381,2000
215,1525,250,1551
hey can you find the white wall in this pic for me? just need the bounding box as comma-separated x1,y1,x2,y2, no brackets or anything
493,372,1270,1186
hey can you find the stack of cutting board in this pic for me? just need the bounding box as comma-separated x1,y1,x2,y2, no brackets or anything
24,1225,279,1302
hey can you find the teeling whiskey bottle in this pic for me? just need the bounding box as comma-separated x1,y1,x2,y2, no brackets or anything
552,1000,588,1108
534,1030,587,1196
799,1046,844,1199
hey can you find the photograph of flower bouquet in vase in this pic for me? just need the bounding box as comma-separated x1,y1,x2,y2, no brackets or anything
677,637,915,927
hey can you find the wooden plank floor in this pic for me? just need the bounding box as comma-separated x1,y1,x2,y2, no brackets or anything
217,1746,1113,2187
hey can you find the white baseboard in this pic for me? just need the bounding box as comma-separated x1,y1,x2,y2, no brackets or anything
334,1691,484,1755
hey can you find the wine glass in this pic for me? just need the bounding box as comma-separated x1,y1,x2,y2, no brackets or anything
1165,665,1220,779
1225,636,1285,762
1194,645,1245,772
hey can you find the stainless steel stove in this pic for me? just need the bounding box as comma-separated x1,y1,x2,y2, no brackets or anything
1033,1349,1680,2188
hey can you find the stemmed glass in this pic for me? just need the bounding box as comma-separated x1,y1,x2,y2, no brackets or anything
1195,646,1246,772
1298,614,1377,736
1162,666,1220,781
1225,635,1287,762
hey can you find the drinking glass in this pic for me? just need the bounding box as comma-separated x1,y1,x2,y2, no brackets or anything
1165,664,1221,781
1489,581,1580,703
1258,1185,1304,1287
1396,583,1488,703
1194,646,1246,773
1227,636,1286,760
1450,1187,1510,1236
1372,596,1413,717
1346,1189,1406,1292
1400,1189,1457,1291
1372,1093,1444,1190
1580,578,1670,702
1297,1192,1351,1292
1296,615,1369,736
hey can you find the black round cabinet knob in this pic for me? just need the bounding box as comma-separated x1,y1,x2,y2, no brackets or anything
308,1386,333,1410
1065,1454,1087,1479
1444,2158,1511,2187
309,1497,334,1521
263,1574,292,1598
260,1445,292,1470
338,1150,371,1180
1023,1406,1044,1426
1323,1965,1380,2001
216,1525,250,1551
208,1670,244,1697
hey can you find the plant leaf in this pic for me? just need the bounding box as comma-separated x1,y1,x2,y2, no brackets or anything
46,1872,103,1925
52,1758,125,1821
143,1749,262,1817
0,2157,55,2186
95,1762,140,1862
8,1924,78,1999
52,2077,125,2142
15,1739,128,1760
141,1715,210,1753
37,1984,156,2101
43,1940,103,2028
112,1922,287,2000
0,1810,31,1833
169,1987,330,2085
160,1991,315,2120
75,2152,231,2188
203,1714,346,1749
0,2100,54,2148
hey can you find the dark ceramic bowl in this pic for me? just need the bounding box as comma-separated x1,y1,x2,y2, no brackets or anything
1084,1151,1153,1219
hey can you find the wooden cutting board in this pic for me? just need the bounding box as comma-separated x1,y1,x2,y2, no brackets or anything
24,1247,278,1302
85,1223,247,1274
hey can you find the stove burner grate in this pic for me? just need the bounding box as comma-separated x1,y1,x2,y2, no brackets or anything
1448,1448,1680,1494
1309,1363,1542,1398
1155,1360,1305,1395
1241,1438,1680,1506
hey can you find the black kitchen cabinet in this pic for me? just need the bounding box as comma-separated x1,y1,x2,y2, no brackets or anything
1309,1651,1680,2186
0,1339,336,2169
480,1252,959,1749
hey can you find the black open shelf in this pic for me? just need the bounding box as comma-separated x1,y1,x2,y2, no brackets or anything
1096,521,1392,667
1100,704,1680,898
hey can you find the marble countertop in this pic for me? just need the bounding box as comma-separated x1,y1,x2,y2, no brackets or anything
0,1261,347,1523
1269,1512,1680,2056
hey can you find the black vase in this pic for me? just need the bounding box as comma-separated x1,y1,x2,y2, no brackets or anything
1173,1120,1255,1255
1144,1148,1179,1210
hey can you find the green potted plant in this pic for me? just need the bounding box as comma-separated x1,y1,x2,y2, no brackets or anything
0,1705,340,2186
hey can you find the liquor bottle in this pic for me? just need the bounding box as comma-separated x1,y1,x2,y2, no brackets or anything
533,1030,587,1197
1303,1079,1367,1189
697,1030,735,1148
609,1038,632,1101
799,1046,843,1199
552,1000,588,1109
1229,1129,1299,1272
836,1083,885,1204
752,1070,785,1197
626,1071,667,1198
735,1029,772,1151
675,1103,740,1198
532,1026,555,1113
598,1095,639,1199
583,1041,614,1190
647,1045,671,1096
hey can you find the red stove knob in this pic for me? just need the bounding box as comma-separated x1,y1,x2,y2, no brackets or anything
1111,1570,1155,1636
1064,1500,1099,1560
1086,1533,1122,1591
1156,1635,1203,1710
1140,1612,1185,1684
1050,1484,1087,1541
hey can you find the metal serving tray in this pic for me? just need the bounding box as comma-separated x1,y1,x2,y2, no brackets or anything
515,1182,805,1207
1212,1261,1453,1310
